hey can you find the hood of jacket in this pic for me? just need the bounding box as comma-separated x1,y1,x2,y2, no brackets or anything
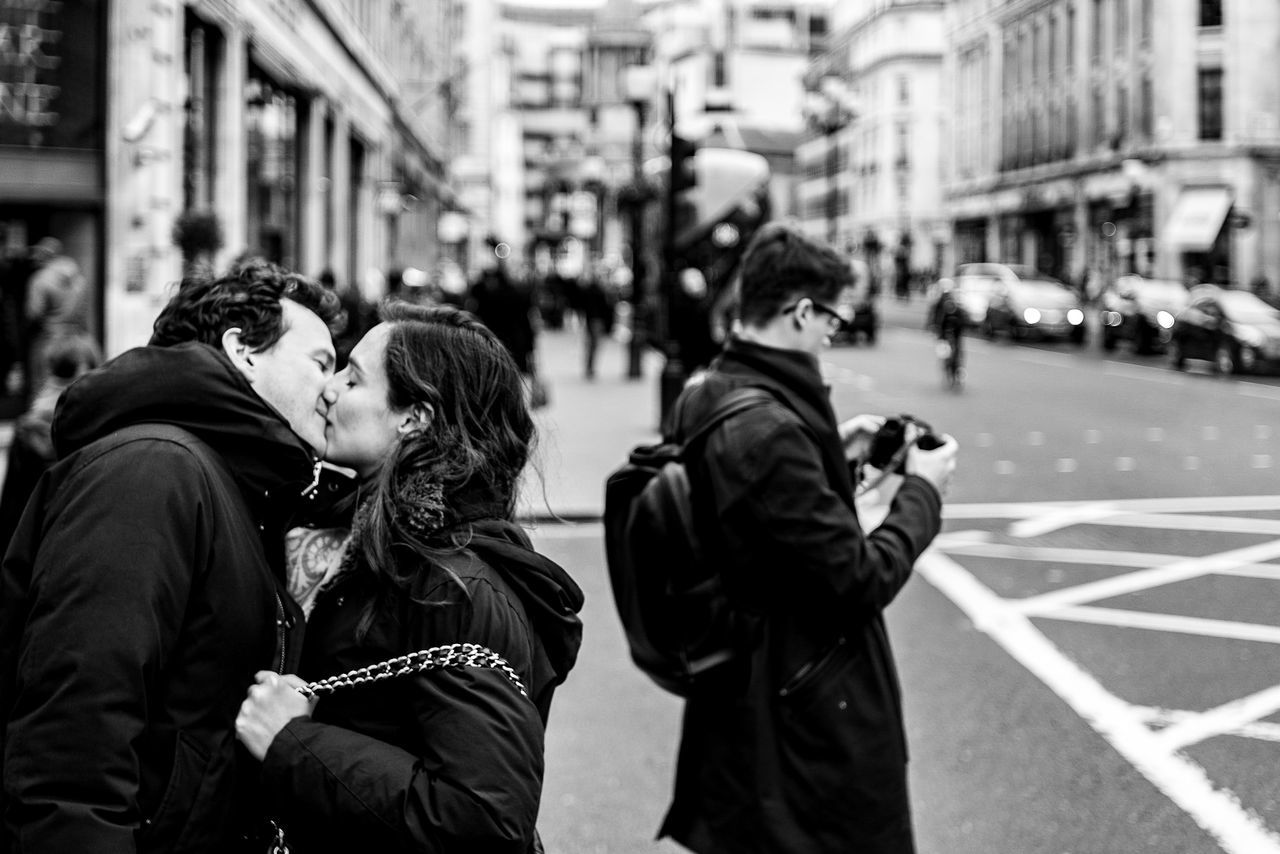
468,519,584,715
52,342,320,509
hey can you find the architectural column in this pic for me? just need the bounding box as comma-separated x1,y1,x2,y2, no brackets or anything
329,112,352,287
214,23,247,267
300,96,328,276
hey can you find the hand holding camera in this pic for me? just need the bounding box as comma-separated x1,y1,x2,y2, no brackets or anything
863,415,958,496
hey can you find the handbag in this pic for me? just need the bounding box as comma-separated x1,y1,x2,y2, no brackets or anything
264,643,527,853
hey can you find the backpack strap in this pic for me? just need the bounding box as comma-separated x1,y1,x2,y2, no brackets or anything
679,387,778,453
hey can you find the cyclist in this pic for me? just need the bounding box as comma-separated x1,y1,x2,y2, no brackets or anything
931,278,965,389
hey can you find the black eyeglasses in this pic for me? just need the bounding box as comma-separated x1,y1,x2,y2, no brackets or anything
782,298,854,328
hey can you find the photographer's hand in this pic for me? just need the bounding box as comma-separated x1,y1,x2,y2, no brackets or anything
839,414,886,464
906,433,959,496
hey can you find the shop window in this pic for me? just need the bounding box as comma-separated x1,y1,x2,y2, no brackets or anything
182,15,222,212
1198,67,1223,141
245,70,299,268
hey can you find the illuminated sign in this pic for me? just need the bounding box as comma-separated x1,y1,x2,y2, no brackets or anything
0,0,103,148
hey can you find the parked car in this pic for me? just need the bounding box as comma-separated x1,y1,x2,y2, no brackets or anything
833,258,879,344
982,270,1087,344
1099,276,1190,354
1169,286,1280,374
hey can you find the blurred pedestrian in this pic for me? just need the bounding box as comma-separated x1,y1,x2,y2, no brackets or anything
318,268,372,368
25,237,88,393
579,268,615,379
468,251,536,375
660,223,957,854
235,303,584,853
0,245,33,400
0,332,101,549
0,261,340,852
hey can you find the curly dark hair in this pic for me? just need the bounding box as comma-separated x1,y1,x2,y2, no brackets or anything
355,302,535,612
149,259,341,349
737,222,853,328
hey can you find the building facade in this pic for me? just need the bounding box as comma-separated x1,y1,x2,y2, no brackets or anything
0,0,458,357
799,0,946,285
944,0,1280,290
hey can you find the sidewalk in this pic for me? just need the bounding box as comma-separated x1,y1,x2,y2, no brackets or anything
519,326,663,521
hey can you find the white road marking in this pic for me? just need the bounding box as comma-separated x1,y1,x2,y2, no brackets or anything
1015,349,1076,368
1252,454,1273,469
1097,513,1280,536
1013,538,1280,615
1257,425,1273,440
1146,427,1165,442
917,550,1280,854
1137,707,1280,744
1184,456,1201,470
1085,429,1102,444
1038,605,1280,645
1238,383,1280,401
1028,431,1046,446
1116,457,1137,471
1204,426,1221,441
995,460,1016,475
943,494,1280,520
975,432,994,447
1103,362,1185,384
942,541,1180,568
1008,502,1119,538
1154,685,1280,752
1056,458,1078,473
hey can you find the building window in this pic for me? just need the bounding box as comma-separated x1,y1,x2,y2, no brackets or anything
1116,82,1128,144
1091,0,1104,60
1139,74,1153,138
1198,67,1223,140
897,74,909,105
1140,0,1153,42
1066,5,1076,71
1092,84,1106,147
1116,0,1128,48
1199,0,1222,28
713,51,726,88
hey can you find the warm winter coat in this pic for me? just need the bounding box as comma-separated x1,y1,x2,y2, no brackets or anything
659,337,943,854
262,517,584,854
0,342,312,854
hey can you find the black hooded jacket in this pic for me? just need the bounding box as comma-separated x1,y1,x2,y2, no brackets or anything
0,342,312,854
261,515,584,854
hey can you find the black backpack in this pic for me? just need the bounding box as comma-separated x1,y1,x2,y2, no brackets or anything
603,387,775,696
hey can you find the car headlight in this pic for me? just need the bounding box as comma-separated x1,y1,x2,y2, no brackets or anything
1236,325,1265,348
1067,309,1084,326
1024,308,1041,324
1156,310,1174,329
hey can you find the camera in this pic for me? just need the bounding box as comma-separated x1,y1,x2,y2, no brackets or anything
866,415,944,473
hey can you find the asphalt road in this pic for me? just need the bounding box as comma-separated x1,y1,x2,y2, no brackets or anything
533,313,1280,854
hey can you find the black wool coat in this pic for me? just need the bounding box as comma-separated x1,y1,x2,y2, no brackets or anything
261,519,584,854
659,337,943,854
0,343,311,854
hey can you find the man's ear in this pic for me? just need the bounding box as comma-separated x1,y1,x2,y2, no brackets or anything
221,327,257,381
397,402,435,436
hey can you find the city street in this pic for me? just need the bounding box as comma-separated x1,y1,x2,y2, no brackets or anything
529,305,1280,854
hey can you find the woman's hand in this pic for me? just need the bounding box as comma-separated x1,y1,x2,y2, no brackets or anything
235,672,317,761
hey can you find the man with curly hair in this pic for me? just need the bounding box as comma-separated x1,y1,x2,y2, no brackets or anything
0,261,339,853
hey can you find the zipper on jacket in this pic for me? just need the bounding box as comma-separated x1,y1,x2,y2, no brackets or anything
778,636,847,698
274,593,290,674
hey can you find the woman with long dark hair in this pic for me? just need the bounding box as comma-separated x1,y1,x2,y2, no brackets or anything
236,302,584,853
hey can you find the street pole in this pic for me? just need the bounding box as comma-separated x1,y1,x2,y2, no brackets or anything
626,99,648,380
658,86,685,429
826,125,838,247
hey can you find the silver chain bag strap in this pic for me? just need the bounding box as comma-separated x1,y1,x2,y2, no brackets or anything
265,642,528,853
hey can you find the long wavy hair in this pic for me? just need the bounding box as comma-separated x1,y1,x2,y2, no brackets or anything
354,302,534,624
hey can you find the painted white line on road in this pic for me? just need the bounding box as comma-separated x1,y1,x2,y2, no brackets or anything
1155,685,1280,752
1085,429,1102,444
975,432,994,447
1238,383,1280,402
917,550,1280,854
1098,513,1280,536
1116,457,1137,471
1146,427,1165,442
1008,502,1118,538
1217,563,1280,581
1055,458,1078,473
942,541,1180,568
1028,431,1046,446
1103,362,1185,385
1204,426,1221,441
942,494,1280,520
932,530,993,548
1253,455,1273,469
1038,605,1280,645
995,460,1016,475
1258,425,1274,441
1137,707,1280,744
1184,456,1201,470
1013,538,1280,615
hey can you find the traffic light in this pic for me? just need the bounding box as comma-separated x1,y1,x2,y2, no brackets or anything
671,134,698,194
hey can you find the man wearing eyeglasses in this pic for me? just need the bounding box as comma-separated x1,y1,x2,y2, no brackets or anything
659,223,958,854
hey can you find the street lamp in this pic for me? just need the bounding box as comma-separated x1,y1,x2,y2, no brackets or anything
802,76,857,247
623,63,657,380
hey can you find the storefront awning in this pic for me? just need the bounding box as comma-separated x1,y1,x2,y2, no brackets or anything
1163,187,1233,252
